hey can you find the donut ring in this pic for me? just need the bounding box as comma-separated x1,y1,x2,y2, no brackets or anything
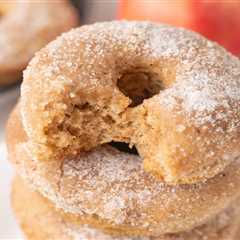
0,0,78,86
11,176,240,240
7,105,240,237
20,21,240,184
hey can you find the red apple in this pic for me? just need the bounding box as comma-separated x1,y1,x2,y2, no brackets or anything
118,0,240,56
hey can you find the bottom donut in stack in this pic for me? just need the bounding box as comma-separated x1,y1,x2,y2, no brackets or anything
12,176,240,240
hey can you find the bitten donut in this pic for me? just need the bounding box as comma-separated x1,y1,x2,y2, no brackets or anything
7,106,240,237
20,21,240,184
0,0,78,86
11,176,240,240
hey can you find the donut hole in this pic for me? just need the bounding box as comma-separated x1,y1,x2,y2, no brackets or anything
109,141,139,155
117,71,164,107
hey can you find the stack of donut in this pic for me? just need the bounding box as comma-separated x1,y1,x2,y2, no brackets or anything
0,0,78,87
6,21,240,240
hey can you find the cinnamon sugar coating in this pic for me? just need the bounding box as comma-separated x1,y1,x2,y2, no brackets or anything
7,106,240,236
7,21,240,238
12,176,240,240
20,21,240,183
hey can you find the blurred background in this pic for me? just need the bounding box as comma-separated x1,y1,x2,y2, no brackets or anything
0,0,239,238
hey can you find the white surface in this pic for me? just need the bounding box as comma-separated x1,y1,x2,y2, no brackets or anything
0,86,23,239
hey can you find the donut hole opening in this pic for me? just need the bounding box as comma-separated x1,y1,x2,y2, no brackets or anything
117,71,165,107
109,141,139,155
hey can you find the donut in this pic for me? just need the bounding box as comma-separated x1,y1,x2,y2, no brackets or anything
7,105,240,237
20,21,240,184
11,176,240,240
0,0,78,87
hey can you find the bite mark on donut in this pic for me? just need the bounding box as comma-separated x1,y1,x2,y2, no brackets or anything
21,21,240,184
42,68,168,163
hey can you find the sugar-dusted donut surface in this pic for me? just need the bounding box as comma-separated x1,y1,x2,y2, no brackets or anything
11,176,240,240
0,0,78,86
21,21,240,184
7,106,240,237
